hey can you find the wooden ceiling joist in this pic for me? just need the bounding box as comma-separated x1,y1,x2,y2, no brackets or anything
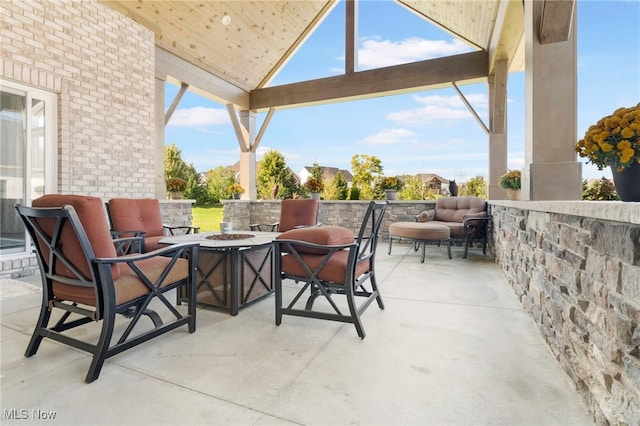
250,51,488,110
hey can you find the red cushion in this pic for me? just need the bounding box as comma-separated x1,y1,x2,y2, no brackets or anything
108,198,164,237
278,199,319,232
277,226,354,254
32,194,120,283
281,250,369,285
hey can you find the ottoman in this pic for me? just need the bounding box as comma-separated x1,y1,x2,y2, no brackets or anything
388,222,451,263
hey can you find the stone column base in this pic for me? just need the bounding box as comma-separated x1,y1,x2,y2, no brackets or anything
523,162,582,200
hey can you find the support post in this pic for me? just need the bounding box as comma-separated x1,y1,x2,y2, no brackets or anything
523,0,581,200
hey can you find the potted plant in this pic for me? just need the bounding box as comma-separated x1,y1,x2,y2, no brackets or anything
227,182,245,199
166,177,187,199
379,176,403,200
576,103,640,201
304,178,323,199
498,170,521,200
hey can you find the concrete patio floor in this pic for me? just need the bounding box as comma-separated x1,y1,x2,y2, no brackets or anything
1,242,593,425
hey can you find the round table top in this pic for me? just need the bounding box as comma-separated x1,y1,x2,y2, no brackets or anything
159,231,281,249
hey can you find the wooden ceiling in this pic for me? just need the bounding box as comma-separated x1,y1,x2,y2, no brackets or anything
101,0,525,109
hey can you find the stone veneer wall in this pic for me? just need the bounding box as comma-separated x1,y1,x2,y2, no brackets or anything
491,201,640,425
0,0,157,278
222,200,437,239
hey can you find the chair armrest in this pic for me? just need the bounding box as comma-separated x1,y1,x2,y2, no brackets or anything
250,222,279,232
462,216,491,236
96,242,199,264
112,235,144,255
292,222,323,229
164,225,200,235
111,229,146,238
416,209,435,222
275,239,356,250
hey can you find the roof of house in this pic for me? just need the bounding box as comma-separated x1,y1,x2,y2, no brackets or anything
301,166,353,182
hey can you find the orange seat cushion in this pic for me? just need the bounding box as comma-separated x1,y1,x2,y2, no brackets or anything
281,250,368,285
277,226,354,254
53,257,190,306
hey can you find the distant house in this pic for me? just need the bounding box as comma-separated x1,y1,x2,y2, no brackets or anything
230,161,300,184
415,173,450,192
298,166,353,186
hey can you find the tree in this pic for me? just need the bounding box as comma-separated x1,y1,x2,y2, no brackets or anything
204,166,235,203
324,171,349,200
460,176,488,198
399,175,427,200
309,162,323,181
164,144,190,181
351,154,383,200
583,177,618,200
257,150,301,199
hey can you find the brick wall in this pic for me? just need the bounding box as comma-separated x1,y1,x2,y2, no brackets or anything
0,0,156,278
1,0,155,199
491,201,640,425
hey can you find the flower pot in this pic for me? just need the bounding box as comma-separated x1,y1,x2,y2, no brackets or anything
170,191,183,200
506,189,520,201
232,193,240,200
384,189,397,200
610,161,640,202
310,192,320,200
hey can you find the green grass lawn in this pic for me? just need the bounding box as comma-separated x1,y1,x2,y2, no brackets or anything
192,204,224,232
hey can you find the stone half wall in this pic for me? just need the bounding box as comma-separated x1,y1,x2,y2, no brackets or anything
222,200,437,240
490,201,640,425
1,0,156,199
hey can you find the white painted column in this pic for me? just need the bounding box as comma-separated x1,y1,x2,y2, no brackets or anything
239,110,257,200
523,0,581,200
488,61,508,200
154,78,167,199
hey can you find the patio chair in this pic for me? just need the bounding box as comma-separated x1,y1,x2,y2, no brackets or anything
250,198,320,232
107,198,199,253
16,194,198,383
273,200,387,338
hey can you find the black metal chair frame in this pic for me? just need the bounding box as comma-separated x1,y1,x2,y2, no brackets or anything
273,201,388,339
16,204,198,383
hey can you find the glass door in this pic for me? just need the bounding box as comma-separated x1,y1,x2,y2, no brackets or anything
0,82,56,255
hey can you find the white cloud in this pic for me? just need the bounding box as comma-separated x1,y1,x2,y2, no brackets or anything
168,107,229,127
357,37,472,69
358,128,416,146
387,93,488,126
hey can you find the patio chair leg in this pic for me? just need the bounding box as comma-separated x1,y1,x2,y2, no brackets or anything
24,305,51,357
388,237,393,255
85,310,116,383
420,242,426,263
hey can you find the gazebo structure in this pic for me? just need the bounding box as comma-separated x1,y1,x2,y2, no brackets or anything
1,1,638,424
106,0,581,201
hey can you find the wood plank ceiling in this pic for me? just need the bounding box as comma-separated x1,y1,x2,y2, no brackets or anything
101,0,524,109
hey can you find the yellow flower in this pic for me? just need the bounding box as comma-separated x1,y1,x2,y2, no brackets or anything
576,103,640,171
620,148,635,163
600,142,614,152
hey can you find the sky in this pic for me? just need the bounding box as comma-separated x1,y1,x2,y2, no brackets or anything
164,0,640,183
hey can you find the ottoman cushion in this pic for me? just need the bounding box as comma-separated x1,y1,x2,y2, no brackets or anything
389,222,450,240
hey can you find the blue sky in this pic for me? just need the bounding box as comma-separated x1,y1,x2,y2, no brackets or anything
165,0,640,182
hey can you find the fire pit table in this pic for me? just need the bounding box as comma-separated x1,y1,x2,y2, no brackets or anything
160,231,280,316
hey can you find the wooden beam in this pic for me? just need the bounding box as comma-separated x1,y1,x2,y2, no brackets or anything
226,104,250,153
164,82,189,125
250,51,488,110
253,108,275,153
452,82,489,135
539,0,575,44
156,47,249,109
488,0,525,74
345,0,357,74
